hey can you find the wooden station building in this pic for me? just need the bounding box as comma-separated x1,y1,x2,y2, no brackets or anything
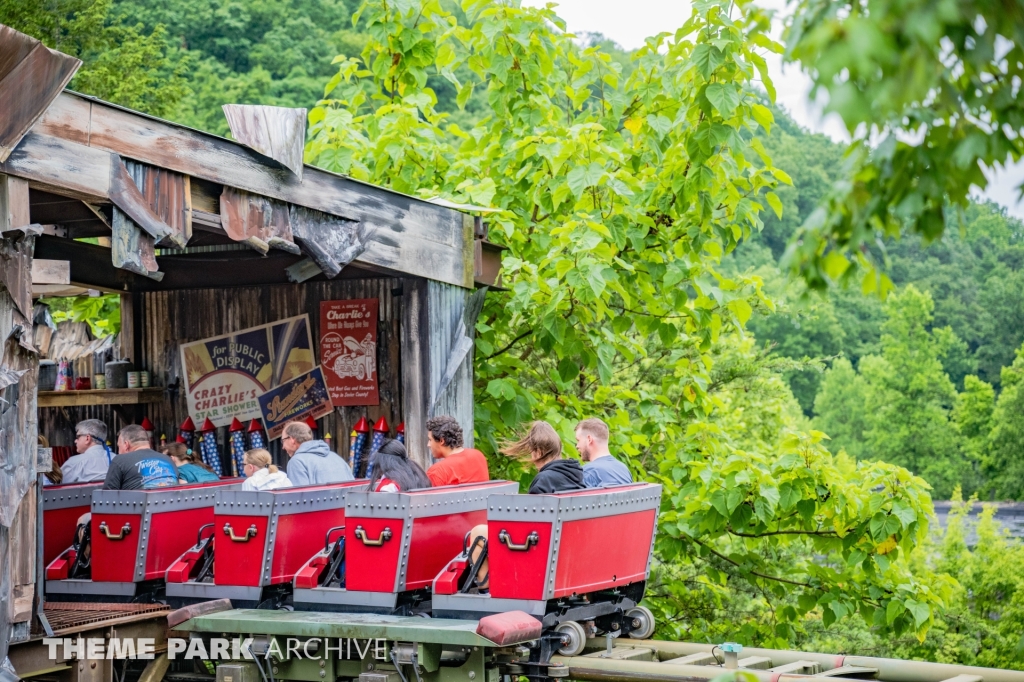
0,24,499,659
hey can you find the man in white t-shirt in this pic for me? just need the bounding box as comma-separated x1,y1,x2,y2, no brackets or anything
61,419,112,484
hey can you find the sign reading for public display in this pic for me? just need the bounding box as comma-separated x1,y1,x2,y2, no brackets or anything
257,366,334,439
180,314,316,427
319,299,380,406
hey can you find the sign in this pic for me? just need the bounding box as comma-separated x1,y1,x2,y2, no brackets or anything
180,315,315,427
257,367,334,439
319,299,379,406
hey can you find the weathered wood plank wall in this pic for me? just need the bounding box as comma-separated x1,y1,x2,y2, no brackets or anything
427,280,476,447
135,277,405,469
38,404,128,448
0,255,41,656
400,278,429,468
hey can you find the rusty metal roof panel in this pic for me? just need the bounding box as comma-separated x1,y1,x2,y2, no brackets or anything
0,24,81,162
220,185,298,255
223,104,306,179
128,160,192,247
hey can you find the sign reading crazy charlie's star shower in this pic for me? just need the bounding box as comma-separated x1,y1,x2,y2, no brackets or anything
180,314,316,428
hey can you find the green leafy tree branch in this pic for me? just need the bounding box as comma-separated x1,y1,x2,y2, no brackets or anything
306,0,948,643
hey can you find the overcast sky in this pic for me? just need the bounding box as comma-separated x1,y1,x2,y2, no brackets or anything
523,0,1024,220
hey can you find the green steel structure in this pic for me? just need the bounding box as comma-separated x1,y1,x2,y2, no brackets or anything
173,609,1024,682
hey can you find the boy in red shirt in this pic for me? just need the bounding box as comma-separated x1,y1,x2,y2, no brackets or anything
425,415,489,486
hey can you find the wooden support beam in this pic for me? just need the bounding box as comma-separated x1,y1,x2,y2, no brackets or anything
31,284,94,297
0,173,29,232
30,259,69,284
32,233,383,292
33,234,137,292
0,132,111,202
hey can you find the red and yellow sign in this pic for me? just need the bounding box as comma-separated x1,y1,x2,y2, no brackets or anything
180,315,315,427
319,299,379,406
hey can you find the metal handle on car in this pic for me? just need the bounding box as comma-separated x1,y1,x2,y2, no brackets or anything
195,523,215,548
498,529,538,551
98,521,131,540
325,525,346,554
223,523,258,542
354,525,392,546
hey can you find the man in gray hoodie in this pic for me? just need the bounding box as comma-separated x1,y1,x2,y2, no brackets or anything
281,421,354,486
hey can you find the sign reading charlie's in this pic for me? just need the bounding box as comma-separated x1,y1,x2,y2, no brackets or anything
319,299,380,406
180,315,315,427
257,366,334,439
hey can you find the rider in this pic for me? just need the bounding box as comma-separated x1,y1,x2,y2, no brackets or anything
367,439,431,492
71,425,178,578
576,418,632,488
62,419,112,484
464,421,584,591
162,442,219,484
281,421,354,486
241,448,293,491
504,421,585,494
103,425,179,490
425,415,489,486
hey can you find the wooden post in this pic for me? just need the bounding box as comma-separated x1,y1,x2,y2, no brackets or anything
120,292,135,363
0,173,30,233
8,487,35,624
401,278,431,470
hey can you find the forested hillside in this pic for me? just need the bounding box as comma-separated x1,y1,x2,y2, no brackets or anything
725,107,1024,500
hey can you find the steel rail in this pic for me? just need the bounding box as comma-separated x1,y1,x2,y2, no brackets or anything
551,654,876,682
551,640,1024,682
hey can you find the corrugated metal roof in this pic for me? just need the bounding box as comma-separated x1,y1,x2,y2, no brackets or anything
0,25,80,162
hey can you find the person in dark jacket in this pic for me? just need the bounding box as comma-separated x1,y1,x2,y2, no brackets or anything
501,421,586,494
464,421,584,592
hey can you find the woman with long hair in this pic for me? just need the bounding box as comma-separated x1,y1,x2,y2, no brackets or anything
367,439,431,492
161,442,219,484
501,420,584,494
241,448,293,491
464,421,584,592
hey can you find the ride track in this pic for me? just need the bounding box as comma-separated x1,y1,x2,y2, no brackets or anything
29,478,1024,682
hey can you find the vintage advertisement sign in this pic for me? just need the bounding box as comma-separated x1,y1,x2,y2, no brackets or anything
180,315,315,427
257,366,334,439
319,299,380,406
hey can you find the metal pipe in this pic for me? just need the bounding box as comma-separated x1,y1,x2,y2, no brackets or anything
612,641,1024,682
551,655,874,682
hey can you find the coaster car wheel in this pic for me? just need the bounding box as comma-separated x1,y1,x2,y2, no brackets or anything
555,620,587,656
625,606,655,639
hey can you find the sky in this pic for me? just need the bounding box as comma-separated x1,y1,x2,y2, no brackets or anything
523,0,1024,219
